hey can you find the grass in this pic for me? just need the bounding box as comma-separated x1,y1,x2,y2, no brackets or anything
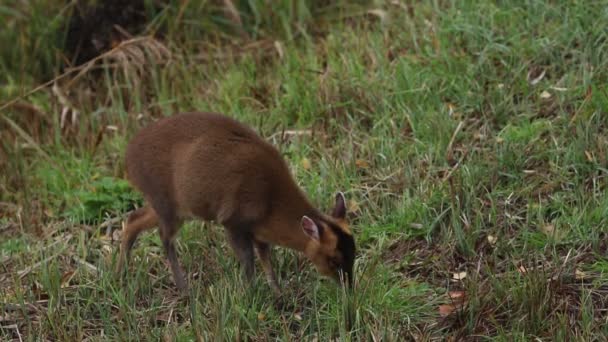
1,0,608,340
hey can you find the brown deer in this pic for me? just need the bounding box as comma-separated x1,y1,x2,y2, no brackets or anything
116,112,356,293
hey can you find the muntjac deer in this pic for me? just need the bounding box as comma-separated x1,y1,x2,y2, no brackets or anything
116,112,356,293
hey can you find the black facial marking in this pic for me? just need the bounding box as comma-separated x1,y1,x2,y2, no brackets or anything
328,223,355,285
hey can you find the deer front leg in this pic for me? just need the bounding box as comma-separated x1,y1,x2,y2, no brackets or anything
254,240,280,296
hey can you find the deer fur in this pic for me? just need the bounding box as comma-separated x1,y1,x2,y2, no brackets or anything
117,112,356,292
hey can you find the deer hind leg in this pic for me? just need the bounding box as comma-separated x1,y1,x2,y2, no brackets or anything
155,211,187,291
116,205,159,273
254,240,280,296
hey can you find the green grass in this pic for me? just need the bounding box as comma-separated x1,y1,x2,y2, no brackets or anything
2,0,608,340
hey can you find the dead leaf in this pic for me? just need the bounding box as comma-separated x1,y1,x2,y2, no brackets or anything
60,270,75,288
156,310,172,323
0,313,16,324
99,234,112,241
367,9,388,23
257,312,266,321
101,244,113,255
452,271,467,280
487,235,497,245
348,200,360,213
528,69,546,85
439,290,468,317
585,150,594,162
355,159,370,169
32,281,48,300
518,265,528,274
447,103,455,117
112,228,122,241
448,291,466,301
540,90,552,99
438,304,462,317
575,269,586,280
274,41,284,60
301,158,311,170
541,224,555,236
294,312,303,321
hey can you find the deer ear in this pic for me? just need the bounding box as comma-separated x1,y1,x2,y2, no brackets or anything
332,192,347,219
301,216,320,241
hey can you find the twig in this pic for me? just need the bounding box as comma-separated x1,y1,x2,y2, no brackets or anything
372,169,402,182
442,149,469,183
52,82,79,130
552,248,573,281
222,0,248,39
64,36,168,90
446,120,464,162
113,24,134,40
268,129,313,142
17,252,62,278
569,86,592,125
17,237,70,278
1,324,23,342
193,39,276,62
73,256,99,276
0,115,62,172
0,202,20,210
0,255,9,264
1,303,38,314
0,36,167,173
167,307,174,325
0,36,161,114
99,214,128,233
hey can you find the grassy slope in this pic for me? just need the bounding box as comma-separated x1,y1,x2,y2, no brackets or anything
1,1,608,340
